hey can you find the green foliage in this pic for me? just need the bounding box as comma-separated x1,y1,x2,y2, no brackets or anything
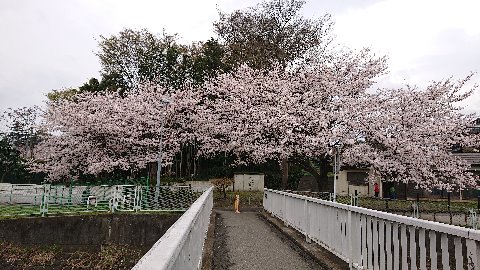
3,106,41,153
213,190,264,208
0,134,26,182
1,107,44,183
189,38,232,84
47,75,120,102
46,88,79,102
46,32,231,102
79,75,119,94
96,29,230,93
214,0,333,70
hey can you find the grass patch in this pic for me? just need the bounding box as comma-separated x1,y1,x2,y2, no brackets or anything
213,190,264,209
358,197,478,213
0,203,184,220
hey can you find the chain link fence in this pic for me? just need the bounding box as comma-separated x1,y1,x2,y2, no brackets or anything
0,183,201,218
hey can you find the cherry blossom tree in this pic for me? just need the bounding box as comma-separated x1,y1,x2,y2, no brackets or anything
190,49,387,189
341,76,479,191
31,84,197,181
31,50,477,192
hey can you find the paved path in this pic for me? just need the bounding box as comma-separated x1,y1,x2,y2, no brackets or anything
213,210,323,270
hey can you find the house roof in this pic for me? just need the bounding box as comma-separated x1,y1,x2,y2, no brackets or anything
453,153,480,166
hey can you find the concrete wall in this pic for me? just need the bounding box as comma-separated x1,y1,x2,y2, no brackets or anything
183,181,213,192
0,214,180,248
233,173,264,191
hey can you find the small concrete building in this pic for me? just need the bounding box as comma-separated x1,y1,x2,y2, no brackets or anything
233,173,264,191
336,169,381,197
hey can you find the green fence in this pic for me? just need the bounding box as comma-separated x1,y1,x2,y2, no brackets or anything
0,184,201,218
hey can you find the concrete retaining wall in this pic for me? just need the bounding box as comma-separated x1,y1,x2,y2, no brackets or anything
0,214,180,248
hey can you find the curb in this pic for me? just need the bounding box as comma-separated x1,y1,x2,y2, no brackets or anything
259,211,349,270
201,210,216,270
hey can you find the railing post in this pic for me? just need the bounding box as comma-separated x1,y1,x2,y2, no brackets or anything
283,193,288,227
304,198,311,243
347,207,353,269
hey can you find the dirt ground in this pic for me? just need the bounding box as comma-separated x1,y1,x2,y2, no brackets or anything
0,242,143,270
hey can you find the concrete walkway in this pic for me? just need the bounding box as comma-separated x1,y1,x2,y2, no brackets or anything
213,210,324,270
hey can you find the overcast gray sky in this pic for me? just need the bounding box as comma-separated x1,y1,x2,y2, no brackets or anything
0,0,479,115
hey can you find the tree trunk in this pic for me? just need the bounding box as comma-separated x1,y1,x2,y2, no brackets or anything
294,157,329,192
149,162,157,185
180,149,183,178
281,157,288,190
318,158,329,191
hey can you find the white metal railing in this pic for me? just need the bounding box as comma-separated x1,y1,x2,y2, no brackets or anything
133,187,213,270
264,188,480,270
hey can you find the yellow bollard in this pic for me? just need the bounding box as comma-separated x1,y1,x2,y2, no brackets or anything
234,194,240,213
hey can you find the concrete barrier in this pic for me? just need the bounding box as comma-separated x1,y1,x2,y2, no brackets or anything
133,187,213,270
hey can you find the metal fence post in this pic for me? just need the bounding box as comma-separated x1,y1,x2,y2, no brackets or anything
477,196,480,211
40,184,48,217
109,186,117,213
448,192,452,224
134,186,141,212
68,179,73,205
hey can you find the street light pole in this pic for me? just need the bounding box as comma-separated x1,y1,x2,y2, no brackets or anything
156,99,170,188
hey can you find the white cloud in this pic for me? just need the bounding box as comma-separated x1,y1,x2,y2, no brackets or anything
0,0,478,114
333,0,480,113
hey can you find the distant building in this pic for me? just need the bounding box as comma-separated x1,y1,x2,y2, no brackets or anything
470,118,480,134
453,153,480,175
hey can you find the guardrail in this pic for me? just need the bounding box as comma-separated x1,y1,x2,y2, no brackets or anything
0,184,200,217
133,187,213,270
264,188,480,270
289,190,480,227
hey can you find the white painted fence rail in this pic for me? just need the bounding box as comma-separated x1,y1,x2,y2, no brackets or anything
264,188,480,270
133,187,213,270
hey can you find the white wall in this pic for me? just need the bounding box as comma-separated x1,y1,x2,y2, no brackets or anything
233,173,264,191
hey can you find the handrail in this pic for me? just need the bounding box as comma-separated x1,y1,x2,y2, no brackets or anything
133,187,213,270
265,188,480,240
264,188,480,269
